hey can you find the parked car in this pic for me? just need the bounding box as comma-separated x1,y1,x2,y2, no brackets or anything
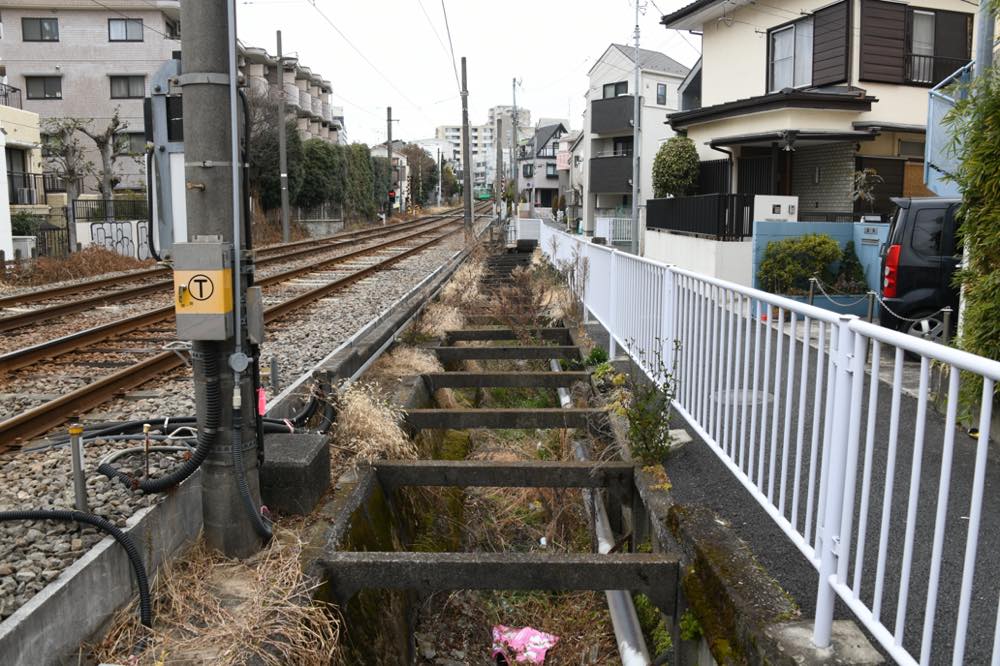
879,197,961,342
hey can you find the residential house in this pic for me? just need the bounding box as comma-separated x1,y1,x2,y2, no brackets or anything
517,121,568,214
1,84,48,256
581,44,689,235
241,47,346,146
556,129,584,225
0,1,182,192
660,0,973,216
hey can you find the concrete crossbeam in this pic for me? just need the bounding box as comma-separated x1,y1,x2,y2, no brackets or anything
431,345,579,361
422,371,589,391
404,407,602,430
373,460,633,489
322,551,678,613
444,328,571,344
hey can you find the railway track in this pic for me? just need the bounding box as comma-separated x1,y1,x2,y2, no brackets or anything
0,210,463,333
0,205,488,450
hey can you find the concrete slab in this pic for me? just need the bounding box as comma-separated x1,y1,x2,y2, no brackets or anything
444,328,571,344
373,460,633,489
431,345,580,361
767,620,885,665
403,407,603,430
422,371,589,391
261,433,331,516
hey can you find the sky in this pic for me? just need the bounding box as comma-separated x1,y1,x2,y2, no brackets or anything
236,0,702,146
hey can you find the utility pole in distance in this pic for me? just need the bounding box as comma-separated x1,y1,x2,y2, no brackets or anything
461,57,473,245
630,1,642,255
386,106,393,220
495,118,503,218
277,30,290,243
511,79,518,187
179,0,262,558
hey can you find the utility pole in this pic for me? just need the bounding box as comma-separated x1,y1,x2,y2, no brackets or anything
631,1,642,255
511,79,519,188
386,106,393,220
461,57,473,245
495,118,503,218
277,30,290,243
180,0,262,557
437,148,442,207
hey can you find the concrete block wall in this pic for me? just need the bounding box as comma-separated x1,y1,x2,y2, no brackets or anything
790,143,855,214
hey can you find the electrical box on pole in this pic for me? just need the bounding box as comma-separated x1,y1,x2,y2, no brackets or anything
173,241,234,340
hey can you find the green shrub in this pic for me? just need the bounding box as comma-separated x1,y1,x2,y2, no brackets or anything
584,346,608,366
11,211,42,236
652,135,700,198
757,233,842,294
834,240,868,293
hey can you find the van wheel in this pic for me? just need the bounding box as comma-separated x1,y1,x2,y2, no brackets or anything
903,311,949,360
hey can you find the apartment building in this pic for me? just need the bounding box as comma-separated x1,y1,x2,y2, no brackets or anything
434,122,495,186
0,1,182,191
580,44,689,232
1,86,47,256
241,46,346,146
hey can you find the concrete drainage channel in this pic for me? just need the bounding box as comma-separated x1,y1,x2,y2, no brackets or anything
1,222,883,663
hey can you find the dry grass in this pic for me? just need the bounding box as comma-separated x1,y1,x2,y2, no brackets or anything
334,382,417,461
411,302,465,339
91,533,340,665
371,346,443,378
440,251,486,309
1,245,153,287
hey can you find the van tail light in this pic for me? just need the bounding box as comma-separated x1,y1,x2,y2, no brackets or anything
883,244,901,298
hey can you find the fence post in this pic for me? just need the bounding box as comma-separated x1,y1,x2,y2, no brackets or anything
608,251,618,359
582,244,591,324
660,267,675,384
812,315,857,648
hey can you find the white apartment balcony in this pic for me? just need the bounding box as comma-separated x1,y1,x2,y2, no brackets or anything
283,82,301,111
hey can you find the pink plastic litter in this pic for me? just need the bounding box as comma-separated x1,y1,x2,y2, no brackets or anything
491,625,559,663
257,387,267,416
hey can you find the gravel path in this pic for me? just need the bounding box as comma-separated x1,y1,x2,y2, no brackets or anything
0,227,473,622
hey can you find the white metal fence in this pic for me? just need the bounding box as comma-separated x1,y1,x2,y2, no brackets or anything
533,223,1000,665
595,216,634,244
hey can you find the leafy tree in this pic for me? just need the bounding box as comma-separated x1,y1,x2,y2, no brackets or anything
371,155,391,214
344,143,375,219
296,139,346,209
399,143,439,206
246,88,304,210
652,135,700,198
945,60,1000,412
852,168,884,213
834,240,868,293
441,164,459,202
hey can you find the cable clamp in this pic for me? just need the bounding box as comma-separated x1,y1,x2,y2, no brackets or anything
176,72,231,87
164,340,193,366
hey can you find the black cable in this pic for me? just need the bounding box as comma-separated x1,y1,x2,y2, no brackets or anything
145,149,161,261
0,510,152,634
231,405,272,539
98,343,221,493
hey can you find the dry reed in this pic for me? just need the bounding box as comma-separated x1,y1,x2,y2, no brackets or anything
334,383,417,461
371,346,443,378
2,245,152,287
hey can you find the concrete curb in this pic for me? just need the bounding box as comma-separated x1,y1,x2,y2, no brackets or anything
0,474,202,665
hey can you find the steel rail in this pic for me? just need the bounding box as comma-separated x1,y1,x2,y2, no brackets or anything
0,216,465,374
0,208,462,311
0,215,458,332
0,220,468,449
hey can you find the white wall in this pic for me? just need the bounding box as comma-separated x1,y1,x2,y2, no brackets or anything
0,132,12,257
644,228,755,287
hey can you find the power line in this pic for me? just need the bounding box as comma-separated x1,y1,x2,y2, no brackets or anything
415,0,453,66
440,0,462,94
303,0,431,120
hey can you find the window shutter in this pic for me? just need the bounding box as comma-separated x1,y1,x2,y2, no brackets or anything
812,1,849,86
860,0,906,83
933,11,972,83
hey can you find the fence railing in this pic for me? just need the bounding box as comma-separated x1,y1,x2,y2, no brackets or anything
646,193,754,240
7,172,45,205
72,199,149,222
0,83,22,109
594,216,633,244
533,223,1000,665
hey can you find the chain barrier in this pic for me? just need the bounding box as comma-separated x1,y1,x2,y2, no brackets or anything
810,278,871,308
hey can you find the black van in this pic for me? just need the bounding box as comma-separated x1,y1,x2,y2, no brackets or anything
879,197,961,341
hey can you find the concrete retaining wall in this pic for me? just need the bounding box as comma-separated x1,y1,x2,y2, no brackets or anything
0,475,202,665
644,228,754,287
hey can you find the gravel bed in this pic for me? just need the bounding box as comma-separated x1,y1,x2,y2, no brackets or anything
0,442,187,621
0,225,475,624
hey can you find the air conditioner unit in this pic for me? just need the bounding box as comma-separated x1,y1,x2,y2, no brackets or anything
16,188,36,205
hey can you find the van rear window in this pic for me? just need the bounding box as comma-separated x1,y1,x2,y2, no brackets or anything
911,208,945,256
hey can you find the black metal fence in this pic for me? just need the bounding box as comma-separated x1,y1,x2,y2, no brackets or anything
72,199,148,222
37,226,71,258
646,193,755,241
0,83,22,109
7,172,46,205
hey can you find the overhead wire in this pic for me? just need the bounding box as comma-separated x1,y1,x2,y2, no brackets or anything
440,0,463,94
88,0,175,39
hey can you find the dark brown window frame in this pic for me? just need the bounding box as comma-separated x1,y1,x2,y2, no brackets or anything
603,81,628,99
25,76,62,100
109,75,145,99
108,17,144,42
22,17,59,42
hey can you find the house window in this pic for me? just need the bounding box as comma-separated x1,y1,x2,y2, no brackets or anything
110,75,145,99
546,164,557,177
25,76,62,100
22,17,59,41
109,18,144,42
656,83,667,105
613,137,634,157
165,19,181,39
768,18,813,91
899,139,926,157
603,81,628,98
120,132,146,154
522,164,533,178
909,11,935,83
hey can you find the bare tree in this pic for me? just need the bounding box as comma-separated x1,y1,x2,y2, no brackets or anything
41,117,92,252
79,107,141,202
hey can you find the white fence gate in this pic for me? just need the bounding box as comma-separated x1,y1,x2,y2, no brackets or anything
528,221,1000,665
